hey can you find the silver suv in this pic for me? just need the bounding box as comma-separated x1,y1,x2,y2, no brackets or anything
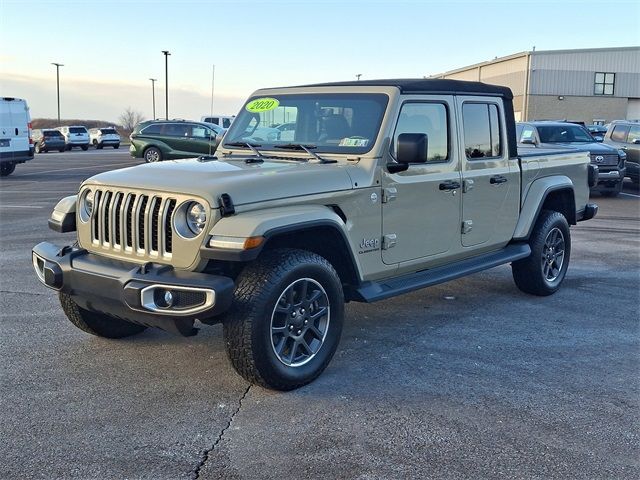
57,126,90,151
89,127,121,149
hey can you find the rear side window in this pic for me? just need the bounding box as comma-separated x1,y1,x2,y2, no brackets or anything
69,127,87,134
392,102,449,162
141,124,162,135
611,125,630,142
463,103,502,158
163,124,189,137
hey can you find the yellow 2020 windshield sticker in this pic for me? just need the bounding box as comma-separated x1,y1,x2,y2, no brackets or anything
246,98,280,113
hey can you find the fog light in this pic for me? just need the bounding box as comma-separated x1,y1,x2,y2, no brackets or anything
163,290,174,307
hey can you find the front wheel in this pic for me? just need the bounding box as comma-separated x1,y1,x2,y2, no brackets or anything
512,210,571,296
223,249,344,391
113,144,120,149
59,148,65,153
81,145,89,151
59,292,147,338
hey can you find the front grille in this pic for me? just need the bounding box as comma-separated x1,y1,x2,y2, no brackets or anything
591,154,619,166
90,189,177,257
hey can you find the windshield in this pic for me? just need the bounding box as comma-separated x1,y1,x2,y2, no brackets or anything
223,93,389,154
537,125,593,143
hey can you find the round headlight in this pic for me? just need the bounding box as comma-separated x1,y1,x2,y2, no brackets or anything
79,189,94,222
186,202,207,234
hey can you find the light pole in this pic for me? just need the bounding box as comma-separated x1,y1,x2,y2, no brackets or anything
210,64,215,118
161,50,170,120
51,63,63,124
149,78,157,119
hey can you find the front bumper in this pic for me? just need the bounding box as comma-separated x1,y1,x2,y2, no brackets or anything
32,242,235,336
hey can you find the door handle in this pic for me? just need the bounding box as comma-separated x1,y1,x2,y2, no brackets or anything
490,175,508,184
439,180,461,191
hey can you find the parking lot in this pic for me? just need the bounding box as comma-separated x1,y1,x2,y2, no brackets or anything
1,150,638,479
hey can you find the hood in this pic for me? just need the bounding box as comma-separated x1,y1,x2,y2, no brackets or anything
83,156,354,207
539,141,620,155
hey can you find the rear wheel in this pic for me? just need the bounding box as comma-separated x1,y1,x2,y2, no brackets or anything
0,163,16,176
81,145,89,151
512,210,571,296
223,249,344,390
600,181,622,197
59,292,147,338
144,146,162,162
59,148,65,153
113,144,120,149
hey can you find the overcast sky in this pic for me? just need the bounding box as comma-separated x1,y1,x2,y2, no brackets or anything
1,0,638,123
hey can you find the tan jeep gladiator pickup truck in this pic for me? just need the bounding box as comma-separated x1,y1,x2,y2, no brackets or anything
33,79,598,390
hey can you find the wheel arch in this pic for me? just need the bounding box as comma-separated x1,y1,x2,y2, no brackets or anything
202,205,362,293
513,176,576,241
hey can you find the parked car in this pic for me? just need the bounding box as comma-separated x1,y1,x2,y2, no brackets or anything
32,129,66,153
129,120,224,162
57,126,90,150
586,124,608,141
89,127,121,149
603,120,640,184
517,121,626,196
34,78,597,390
201,115,235,129
0,96,33,176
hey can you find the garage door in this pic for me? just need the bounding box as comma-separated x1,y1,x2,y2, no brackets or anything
627,98,640,121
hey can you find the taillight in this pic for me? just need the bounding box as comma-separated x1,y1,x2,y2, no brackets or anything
28,122,33,144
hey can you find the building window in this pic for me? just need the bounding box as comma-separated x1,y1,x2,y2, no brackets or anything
594,72,615,95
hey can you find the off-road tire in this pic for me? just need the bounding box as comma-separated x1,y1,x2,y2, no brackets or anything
600,182,622,197
59,292,147,338
223,248,344,391
81,145,89,151
58,148,65,153
144,147,162,162
0,163,16,176
113,144,120,149
512,210,571,296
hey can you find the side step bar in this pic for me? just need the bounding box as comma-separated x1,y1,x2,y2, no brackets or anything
352,243,531,303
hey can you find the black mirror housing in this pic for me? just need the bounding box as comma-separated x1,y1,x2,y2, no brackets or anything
396,133,428,164
520,138,536,145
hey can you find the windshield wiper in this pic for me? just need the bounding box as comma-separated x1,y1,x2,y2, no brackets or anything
274,144,337,164
223,141,265,163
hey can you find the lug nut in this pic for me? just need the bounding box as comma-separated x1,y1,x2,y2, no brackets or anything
304,320,308,325
292,312,297,318
297,330,301,335
289,325,293,331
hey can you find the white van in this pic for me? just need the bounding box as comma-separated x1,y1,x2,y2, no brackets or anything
201,115,235,129
0,97,33,177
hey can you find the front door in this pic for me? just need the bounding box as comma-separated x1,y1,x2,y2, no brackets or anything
457,98,520,249
381,96,462,265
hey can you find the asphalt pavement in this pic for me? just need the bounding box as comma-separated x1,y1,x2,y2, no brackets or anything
1,150,639,479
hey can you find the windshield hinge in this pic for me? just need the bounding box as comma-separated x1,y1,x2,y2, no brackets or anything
382,187,397,203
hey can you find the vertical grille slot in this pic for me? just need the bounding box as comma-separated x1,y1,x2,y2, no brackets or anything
164,199,177,254
137,195,149,251
103,191,112,244
151,197,161,252
125,194,136,248
92,190,102,242
113,192,124,247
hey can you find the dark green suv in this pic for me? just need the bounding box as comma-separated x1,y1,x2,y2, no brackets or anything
129,120,224,162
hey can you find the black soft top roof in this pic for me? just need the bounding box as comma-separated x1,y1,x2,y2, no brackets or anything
296,78,513,100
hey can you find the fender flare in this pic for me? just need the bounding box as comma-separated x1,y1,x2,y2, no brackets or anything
512,176,575,241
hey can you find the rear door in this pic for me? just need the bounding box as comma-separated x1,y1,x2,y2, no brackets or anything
381,95,462,265
457,97,520,249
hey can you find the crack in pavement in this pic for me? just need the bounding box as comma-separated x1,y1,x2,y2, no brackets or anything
0,289,51,297
191,384,251,479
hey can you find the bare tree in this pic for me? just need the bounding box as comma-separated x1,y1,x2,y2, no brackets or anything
119,107,145,132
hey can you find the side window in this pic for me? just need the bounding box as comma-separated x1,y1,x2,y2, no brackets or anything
627,126,640,144
393,102,448,162
222,118,232,128
142,124,162,135
520,126,536,142
190,125,208,138
611,125,630,142
462,103,502,159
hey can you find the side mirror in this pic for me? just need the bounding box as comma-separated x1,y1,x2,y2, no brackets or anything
520,138,536,145
594,136,604,142
388,133,428,173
